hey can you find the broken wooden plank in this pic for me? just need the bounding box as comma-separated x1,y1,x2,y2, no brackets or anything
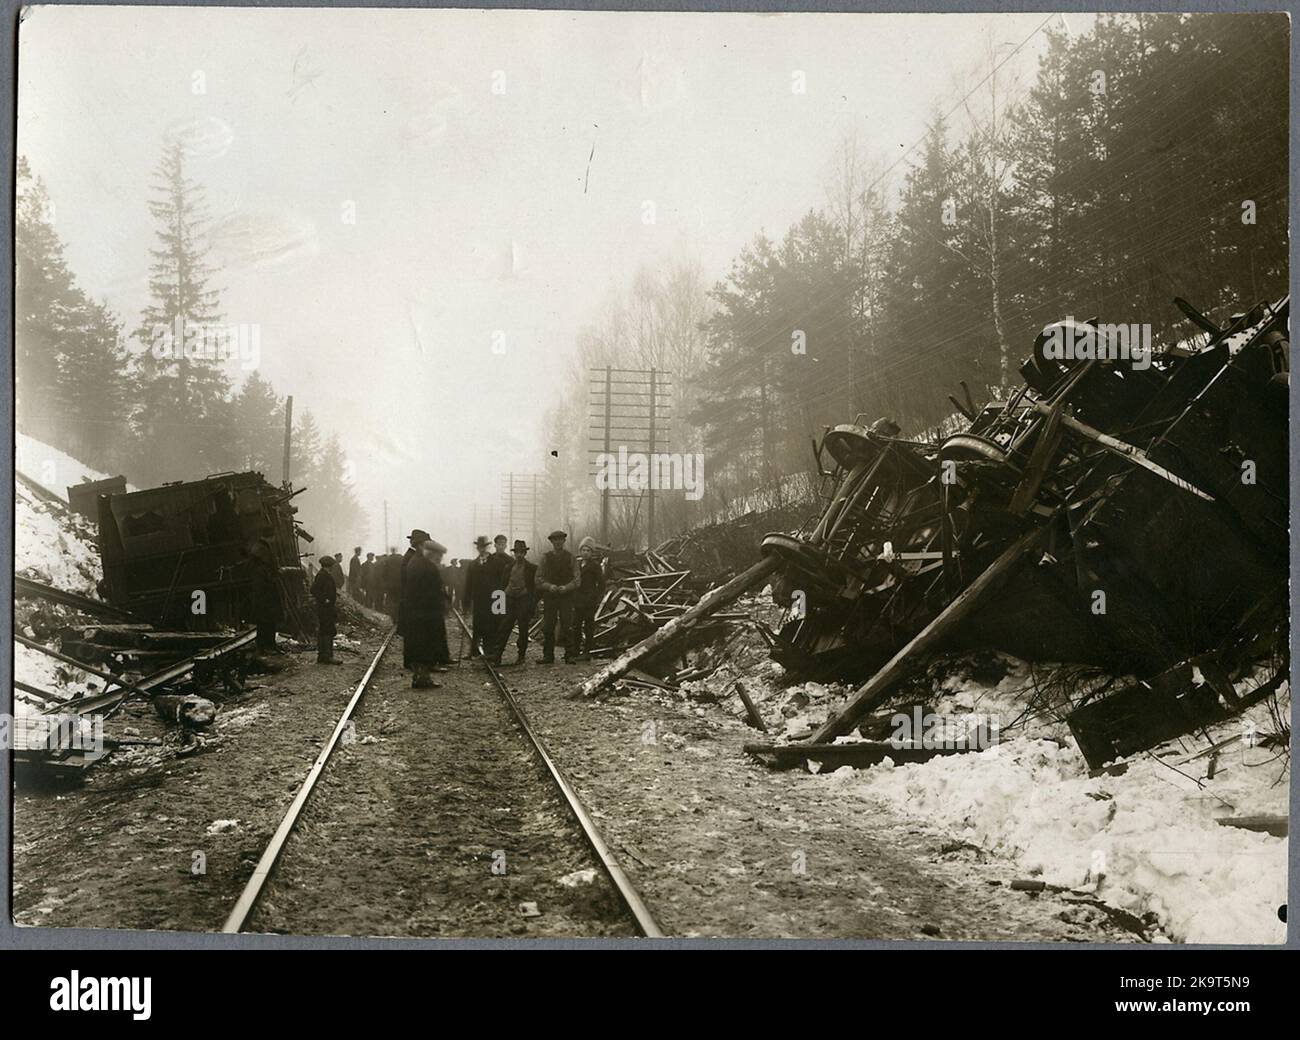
14,574,137,622
807,528,1044,743
14,679,64,705
734,680,767,733
573,556,780,698
59,625,229,651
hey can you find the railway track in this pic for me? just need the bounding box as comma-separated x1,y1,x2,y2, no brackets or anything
221,615,663,938
448,608,663,938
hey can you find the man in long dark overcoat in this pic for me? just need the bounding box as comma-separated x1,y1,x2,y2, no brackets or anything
399,528,430,668
404,539,449,688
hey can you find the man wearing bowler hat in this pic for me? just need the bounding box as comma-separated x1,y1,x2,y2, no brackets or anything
490,539,537,665
537,530,581,664
399,528,431,668
462,535,495,658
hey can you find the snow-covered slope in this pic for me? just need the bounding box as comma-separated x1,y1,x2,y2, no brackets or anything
13,434,113,716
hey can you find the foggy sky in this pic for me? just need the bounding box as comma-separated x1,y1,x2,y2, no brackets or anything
17,6,1051,552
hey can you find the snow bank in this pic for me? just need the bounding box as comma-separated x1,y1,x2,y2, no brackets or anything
13,434,114,715
14,478,101,598
825,687,1289,944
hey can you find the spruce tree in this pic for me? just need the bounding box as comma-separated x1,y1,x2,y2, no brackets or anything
230,371,285,475
131,140,232,484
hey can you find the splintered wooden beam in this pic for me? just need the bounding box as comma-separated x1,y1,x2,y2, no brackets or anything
14,574,137,622
573,556,780,698
807,528,1044,743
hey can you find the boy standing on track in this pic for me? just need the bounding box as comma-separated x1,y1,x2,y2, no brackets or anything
574,536,606,661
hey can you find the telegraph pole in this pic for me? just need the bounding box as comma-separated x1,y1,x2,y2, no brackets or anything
601,365,612,543
588,366,672,550
281,395,294,485
647,368,657,548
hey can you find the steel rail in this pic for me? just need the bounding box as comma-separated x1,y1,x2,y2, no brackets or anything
222,627,397,933
450,608,665,938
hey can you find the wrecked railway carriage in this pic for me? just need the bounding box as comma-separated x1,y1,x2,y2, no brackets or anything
751,297,1289,755
95,472,312,634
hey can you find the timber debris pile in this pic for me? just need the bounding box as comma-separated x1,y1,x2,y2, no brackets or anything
582,295,1290,776
587,548,739,653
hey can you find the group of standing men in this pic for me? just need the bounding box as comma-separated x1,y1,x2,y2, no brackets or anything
463,530,606,666
305,527,608,686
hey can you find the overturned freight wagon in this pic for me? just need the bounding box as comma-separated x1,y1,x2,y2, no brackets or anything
96,471,313,634
760,296,1290,688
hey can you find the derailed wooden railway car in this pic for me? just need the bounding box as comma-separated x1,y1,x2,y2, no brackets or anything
95,471,312,634
762,296,1289,684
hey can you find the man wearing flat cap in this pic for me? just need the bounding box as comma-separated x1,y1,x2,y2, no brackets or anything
462,535,495,658
489,539,537,666
537,530,581,663
399,528,431,668
311,551,343,665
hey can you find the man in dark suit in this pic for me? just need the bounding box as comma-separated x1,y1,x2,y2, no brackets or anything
537,530,580,664
462,535,494,658
347,547,363,599
359,551,376,606
311,553,342,665
489,539,537,666
399,528,430,668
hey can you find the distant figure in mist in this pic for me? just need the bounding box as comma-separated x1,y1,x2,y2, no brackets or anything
359,551,376,607
347,547,362,599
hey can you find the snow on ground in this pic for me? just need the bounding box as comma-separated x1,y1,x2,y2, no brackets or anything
819,672,1289,945
13,432,107,597
14,478,102,598
689,596,1288,944
13,433,114,716
14,431,128,498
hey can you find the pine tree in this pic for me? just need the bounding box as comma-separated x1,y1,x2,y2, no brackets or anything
873,116,985,428
54,296,130,471
312,433,367,552
15,156,130,469
131,140,233,484
291,409,324,489
230,371,284,475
